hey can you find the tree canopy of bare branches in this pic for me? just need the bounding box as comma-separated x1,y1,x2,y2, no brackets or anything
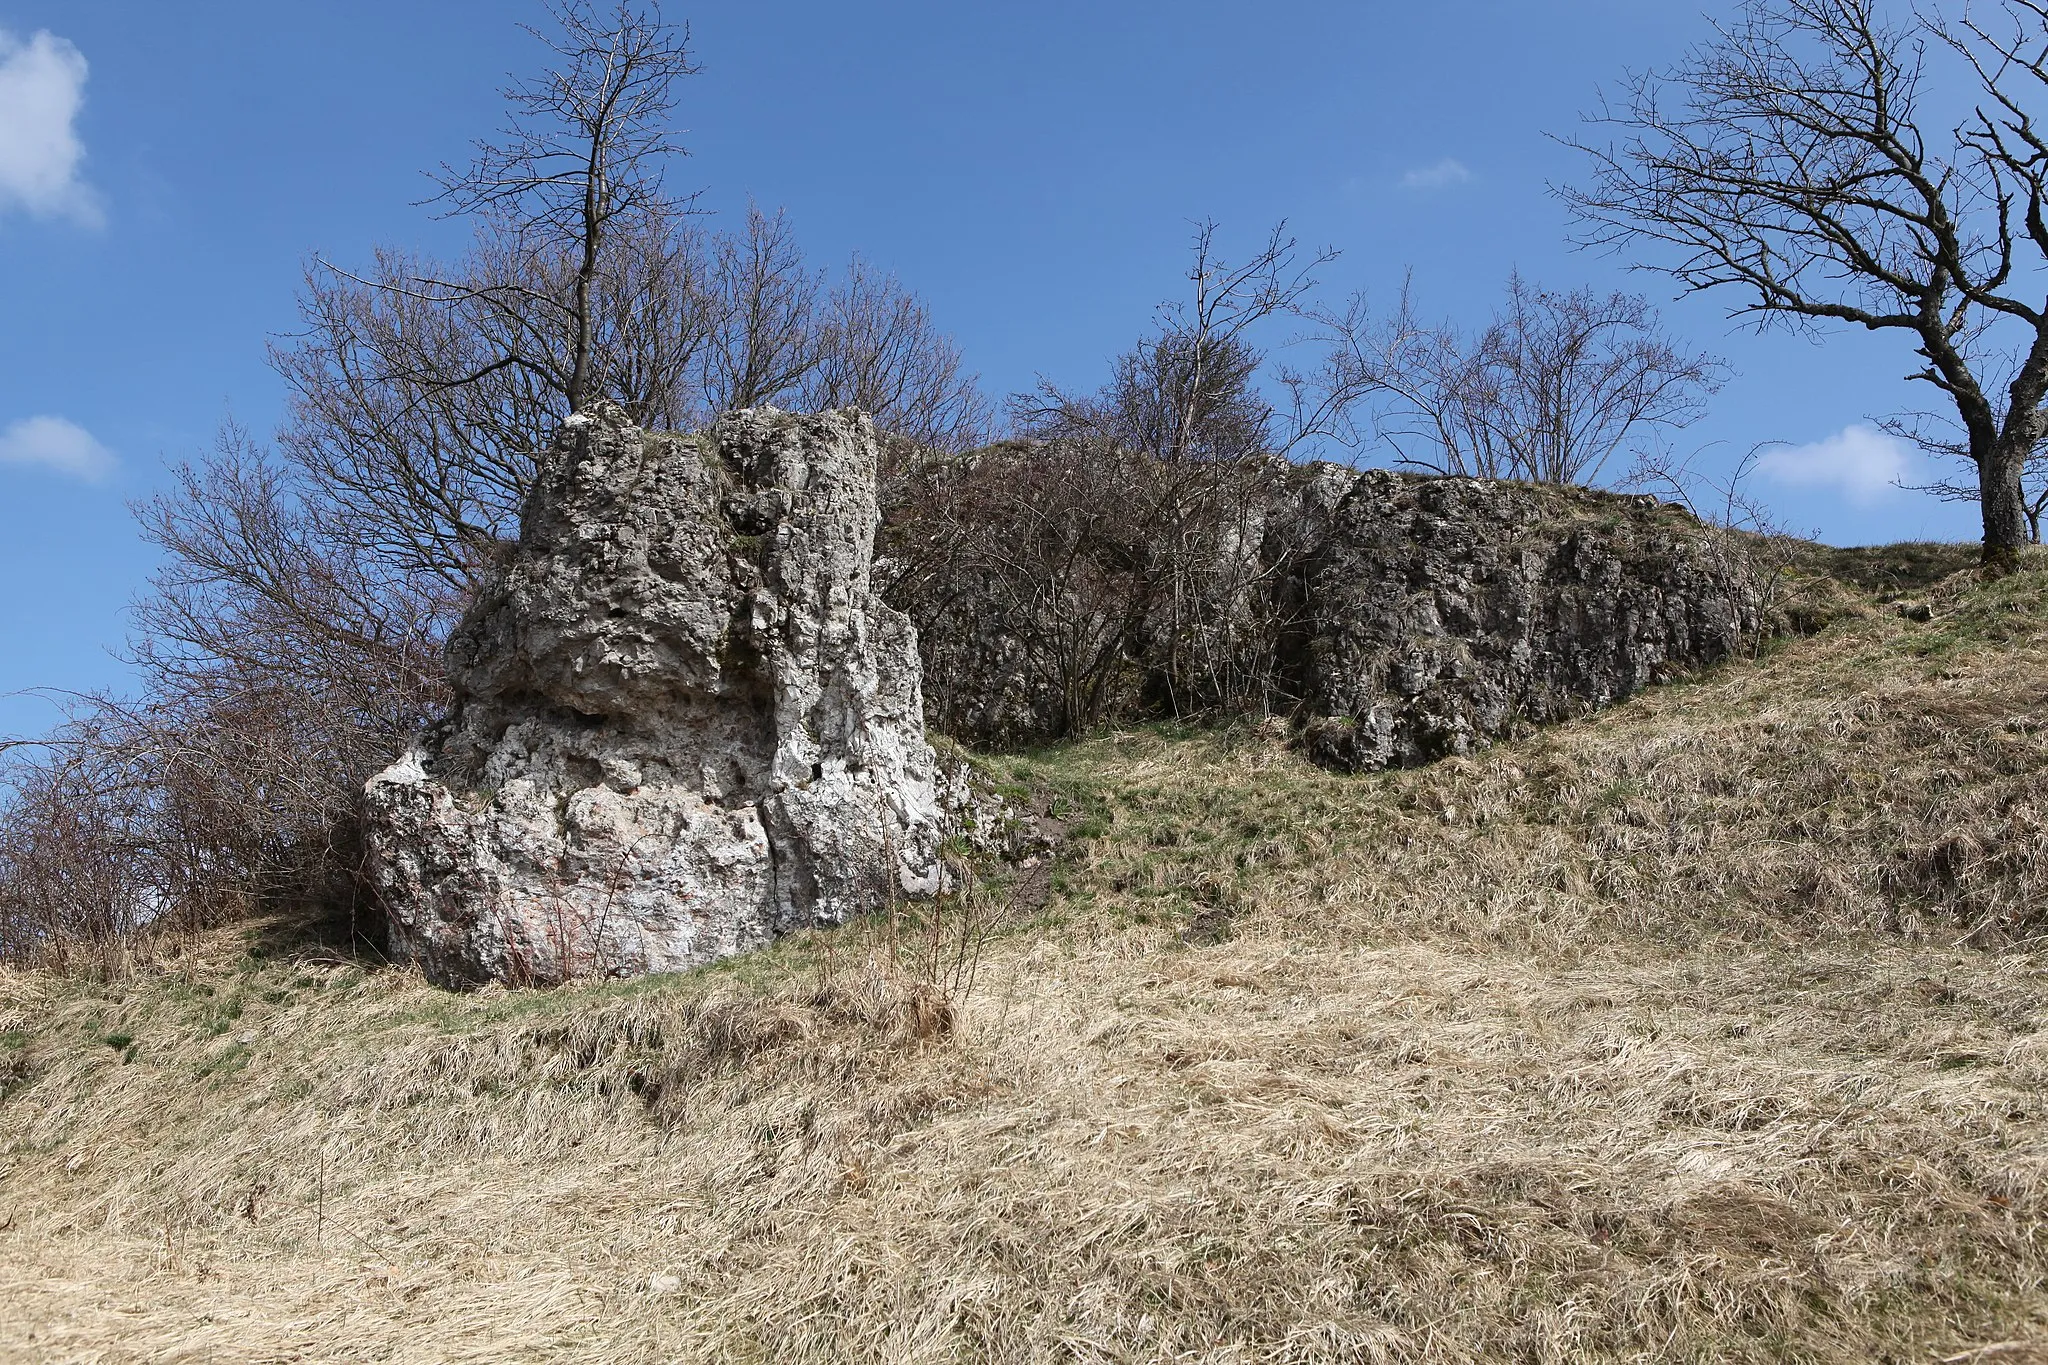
427,0,700,413
884,224,1365,741
1560,0,2048,564
1323,273,1723,485
1013,221,1350,464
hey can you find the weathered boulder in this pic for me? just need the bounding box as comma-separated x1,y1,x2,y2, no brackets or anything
1283,469,1760,770
363,404,949,986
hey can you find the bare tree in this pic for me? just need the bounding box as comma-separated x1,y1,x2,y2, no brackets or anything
275,243,557,597
130,424,450,742
1008,224,1326,720
1881,400,2048,542
699,204,821,412
1016,221,1347,463
1559,0,2048,566
1484,274,1723,483
596,212,717,432
801,255,993,452
1311,278,1508,477
1324,273,1722,484
428,0,700,412
887,223,1365,736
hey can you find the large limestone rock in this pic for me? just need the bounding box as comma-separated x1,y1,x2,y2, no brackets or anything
363,404,949,986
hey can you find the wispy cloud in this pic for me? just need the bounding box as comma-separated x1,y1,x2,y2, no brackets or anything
1400,158,1472,192
0,415,116,481
1755,423,1914,505
0,27,101,226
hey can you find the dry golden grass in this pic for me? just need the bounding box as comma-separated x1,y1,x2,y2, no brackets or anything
5,552,2048,1363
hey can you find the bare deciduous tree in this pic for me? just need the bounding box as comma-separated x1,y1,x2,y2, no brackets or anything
887,223,1367,738
802,255,993,453
1483,275,1723,484
1323,273,1722,484
276,243,559,596
700,204,821,413
1881,396,2048,542
1314,280,1504,478
1016,221,1345,463
1560,0,2048,566
428,0,701,412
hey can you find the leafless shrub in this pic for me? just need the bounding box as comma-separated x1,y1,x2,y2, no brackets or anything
0,686,385,973
885,437,1164,740
0,719,158,975
880,848,1018,1007
885,223,1362,744
0,411,451,968
1319,271,1722,484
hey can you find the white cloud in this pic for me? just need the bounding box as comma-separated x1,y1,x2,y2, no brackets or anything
0,415,116,481
1400,158,1472,191
0,28,100,226
1755,423,1914,505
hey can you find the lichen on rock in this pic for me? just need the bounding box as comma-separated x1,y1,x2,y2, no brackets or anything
362,403,950,986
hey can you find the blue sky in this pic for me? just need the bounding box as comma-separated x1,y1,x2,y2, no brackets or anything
0,1,1988,738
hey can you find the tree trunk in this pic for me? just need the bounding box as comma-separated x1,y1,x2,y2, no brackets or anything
570,267,593,412
1980,435,2030,570
569,159,603,413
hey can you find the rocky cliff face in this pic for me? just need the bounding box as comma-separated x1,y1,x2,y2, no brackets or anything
1283,469,1759,770
888,453,1764,768
362,405,949,986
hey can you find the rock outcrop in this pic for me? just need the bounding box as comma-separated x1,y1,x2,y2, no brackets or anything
1283,469,1759,770
363,405,949,986
886,451,1764,767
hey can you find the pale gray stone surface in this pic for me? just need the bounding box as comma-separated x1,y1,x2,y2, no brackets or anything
363,404,948,986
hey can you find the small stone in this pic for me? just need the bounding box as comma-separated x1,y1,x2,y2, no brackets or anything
647,1272,683,1296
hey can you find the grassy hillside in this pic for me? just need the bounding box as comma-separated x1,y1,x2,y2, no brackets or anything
5,545,2048,1363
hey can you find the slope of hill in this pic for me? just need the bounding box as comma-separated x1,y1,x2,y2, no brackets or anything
4,546,2047,1364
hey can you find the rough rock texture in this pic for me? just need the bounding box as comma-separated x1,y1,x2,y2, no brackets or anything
363,404,949,986
887,455,1764,768
1283,469,1760,770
